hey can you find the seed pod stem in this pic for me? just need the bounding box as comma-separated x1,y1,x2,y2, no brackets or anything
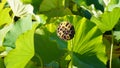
70,39,73,68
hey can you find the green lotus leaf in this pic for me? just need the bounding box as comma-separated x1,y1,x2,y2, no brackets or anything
4,23,38,68
3,15,32,48
91,8,120,33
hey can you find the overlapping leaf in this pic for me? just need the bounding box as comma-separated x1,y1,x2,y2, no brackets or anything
3,15,32,48
60,15,107,68
73,0,104,11
33,29,67,64
0,0,12,27
8,0,33,17
1,0,119,68
4,23,38,68
22,0,72,18
106,0,120,11
0,24,13,46
91,8,120,33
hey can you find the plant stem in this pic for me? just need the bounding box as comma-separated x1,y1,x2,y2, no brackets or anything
109,30,114,68
35,53,43,68
70,39,73,68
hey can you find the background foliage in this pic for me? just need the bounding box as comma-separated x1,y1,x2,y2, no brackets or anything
0,0,120,68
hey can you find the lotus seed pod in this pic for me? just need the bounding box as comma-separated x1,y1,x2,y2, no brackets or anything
57,21,75,40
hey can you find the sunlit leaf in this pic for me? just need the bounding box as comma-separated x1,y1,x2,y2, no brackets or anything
8,0,33,17
20,0,32,4
1,0,120,67
60,15,107,68
106,0,120,11
0,0,7,11
39,15,47,24
4,23,38,68
25,0,43,13
0,8,12,26
3,15,32,48
114,31,120,41
91,8,120,33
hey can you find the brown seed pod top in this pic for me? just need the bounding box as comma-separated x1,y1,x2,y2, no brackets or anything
57,21,75,40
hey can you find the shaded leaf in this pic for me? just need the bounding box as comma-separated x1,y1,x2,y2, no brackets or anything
39,0,64,12
69,55,93,68
45,61,59,68
112,58,120,68
0,24,13,46
33,31,67,64
0,58,5,68
40,8,72,19
73,0,104,11
25,61,38,68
